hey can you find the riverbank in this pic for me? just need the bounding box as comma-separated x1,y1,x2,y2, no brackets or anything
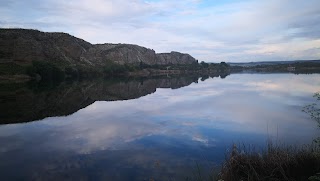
0,60,231,83
218,142,320,181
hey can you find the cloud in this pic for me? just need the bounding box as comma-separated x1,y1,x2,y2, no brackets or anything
0,0,319,62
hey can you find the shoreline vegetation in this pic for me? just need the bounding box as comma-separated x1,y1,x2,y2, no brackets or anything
0,59,232,82
1,59,320,83
182,139,320,181
217,142,320,181
186,141,320,181
186,138,320,181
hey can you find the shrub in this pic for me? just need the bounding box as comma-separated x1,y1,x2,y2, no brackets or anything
104,62,140,75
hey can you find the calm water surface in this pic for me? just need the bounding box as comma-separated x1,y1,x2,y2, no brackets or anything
0,73,319,180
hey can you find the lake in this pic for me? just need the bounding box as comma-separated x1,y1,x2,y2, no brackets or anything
0,73,319,180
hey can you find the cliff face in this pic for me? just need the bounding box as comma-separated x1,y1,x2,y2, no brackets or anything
0,29,197,67
0,29,93,66
156,51,197,65
83,43,158,65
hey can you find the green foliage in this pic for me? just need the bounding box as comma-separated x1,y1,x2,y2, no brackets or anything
26,61,64,81
104,62,128,75
219,62,229,69
220,62,229,67
124,64,138,71
200,61,209,68
303,92,320,150
103,62,165,75
303,92,320,127
101,60,231,75
139,61,150,69
242,61,320,73
220,62,227,65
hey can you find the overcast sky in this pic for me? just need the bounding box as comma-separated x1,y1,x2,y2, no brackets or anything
1,0,320,62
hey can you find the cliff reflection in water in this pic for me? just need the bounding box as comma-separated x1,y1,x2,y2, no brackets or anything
0,73,229,124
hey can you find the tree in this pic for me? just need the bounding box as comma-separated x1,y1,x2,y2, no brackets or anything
220,62,229,67
303,92,320,147
200,61,209,68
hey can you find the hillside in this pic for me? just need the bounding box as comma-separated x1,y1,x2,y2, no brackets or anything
0,29,197,66
0,29,198,79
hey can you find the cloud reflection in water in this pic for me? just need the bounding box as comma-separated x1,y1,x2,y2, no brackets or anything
0,73,319,180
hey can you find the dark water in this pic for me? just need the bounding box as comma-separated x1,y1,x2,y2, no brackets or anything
0,73,319,180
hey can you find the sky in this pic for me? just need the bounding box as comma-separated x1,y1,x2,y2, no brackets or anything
0,0,320,62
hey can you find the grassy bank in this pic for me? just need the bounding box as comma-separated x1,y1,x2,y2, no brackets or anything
218,142,320,181
185,141,320,181
216,93,320,181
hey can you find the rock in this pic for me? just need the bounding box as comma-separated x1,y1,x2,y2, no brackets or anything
83,43,157,65
0,29,197,68
156,51,197,65
0,29,93,66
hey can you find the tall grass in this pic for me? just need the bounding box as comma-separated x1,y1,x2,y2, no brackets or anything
218,142,320,181
186,92,320,181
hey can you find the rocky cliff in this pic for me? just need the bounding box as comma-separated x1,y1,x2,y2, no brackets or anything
157,51,197,65
0,29,197,68
0,29,92,66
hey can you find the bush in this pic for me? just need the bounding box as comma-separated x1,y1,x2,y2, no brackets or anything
200,61,209,68
104,62,141,75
